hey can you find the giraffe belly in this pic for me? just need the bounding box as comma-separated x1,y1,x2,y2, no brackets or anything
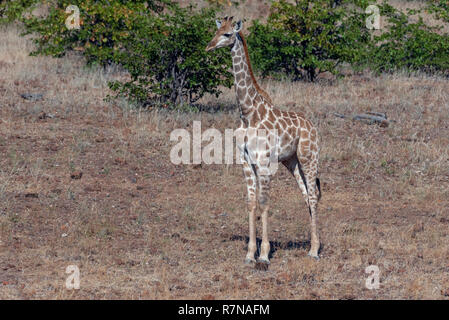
237,126,296,167
242,141,294,167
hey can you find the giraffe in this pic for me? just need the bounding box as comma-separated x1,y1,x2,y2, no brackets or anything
206,17,321,264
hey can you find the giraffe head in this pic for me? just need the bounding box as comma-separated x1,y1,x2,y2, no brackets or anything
205,16,242,52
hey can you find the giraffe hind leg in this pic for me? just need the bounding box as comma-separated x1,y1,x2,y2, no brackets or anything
283,155,320,259
282,157,308,201
316,177,321,201
300,159,320,259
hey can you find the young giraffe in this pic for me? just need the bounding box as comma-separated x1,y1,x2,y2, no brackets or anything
206,17,321,264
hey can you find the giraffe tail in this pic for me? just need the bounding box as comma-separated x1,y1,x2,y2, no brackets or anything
316,178,321,201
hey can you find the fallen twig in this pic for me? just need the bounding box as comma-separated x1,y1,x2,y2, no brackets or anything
333,111,393,127
20,93,44,101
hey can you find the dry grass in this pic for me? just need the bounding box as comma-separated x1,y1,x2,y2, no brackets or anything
391,0,449,33
1,3,449,299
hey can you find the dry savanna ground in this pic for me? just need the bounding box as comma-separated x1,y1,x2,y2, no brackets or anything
1,10,449,299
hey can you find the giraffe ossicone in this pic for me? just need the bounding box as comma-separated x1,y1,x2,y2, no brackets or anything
206,16,321,264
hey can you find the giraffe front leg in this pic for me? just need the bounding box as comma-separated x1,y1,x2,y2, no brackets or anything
242,159,257,264
257,170,271,264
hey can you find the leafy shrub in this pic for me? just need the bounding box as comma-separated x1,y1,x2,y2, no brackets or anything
427,0,449,22
368,3,449,75
246,0,372,81
21,0,232,107
22,0,165,66
0,0,39,24
108,4,233,107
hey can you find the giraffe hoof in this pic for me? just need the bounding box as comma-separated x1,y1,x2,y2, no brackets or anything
244,258,256,265
308,251,320,260
256,257,270,265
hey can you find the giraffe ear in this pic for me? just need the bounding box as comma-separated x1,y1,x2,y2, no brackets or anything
233,20,242,33
215,19,222,29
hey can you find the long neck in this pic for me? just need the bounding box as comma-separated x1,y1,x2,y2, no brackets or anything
231,33,272,119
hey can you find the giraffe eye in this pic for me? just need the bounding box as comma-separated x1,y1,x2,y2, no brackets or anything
223,33,232,38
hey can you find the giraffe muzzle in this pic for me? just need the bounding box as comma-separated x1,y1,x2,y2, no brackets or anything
205,40,217,52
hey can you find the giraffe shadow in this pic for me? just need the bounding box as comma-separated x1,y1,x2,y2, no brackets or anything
228,235,314,260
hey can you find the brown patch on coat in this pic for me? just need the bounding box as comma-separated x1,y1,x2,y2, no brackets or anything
238,32,273,105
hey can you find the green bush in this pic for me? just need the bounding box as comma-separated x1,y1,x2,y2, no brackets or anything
246,0,449,80
368,3,449,75
427,0,449,22
0,0,40,24
21,1,232,107
22,0,165,66
108,4,233,107
246,0,372,81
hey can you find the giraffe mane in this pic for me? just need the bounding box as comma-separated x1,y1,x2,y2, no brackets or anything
238,31,273,105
